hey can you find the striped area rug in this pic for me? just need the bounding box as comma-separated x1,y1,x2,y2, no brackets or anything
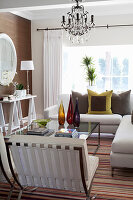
0,134,133,200
89,134,133,200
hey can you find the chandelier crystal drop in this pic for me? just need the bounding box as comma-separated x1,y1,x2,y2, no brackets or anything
61,0,95,39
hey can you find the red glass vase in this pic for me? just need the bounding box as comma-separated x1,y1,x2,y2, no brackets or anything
67,95,74,125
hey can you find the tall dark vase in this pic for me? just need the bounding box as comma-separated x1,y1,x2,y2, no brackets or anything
67,94,74,125
73,98,80,127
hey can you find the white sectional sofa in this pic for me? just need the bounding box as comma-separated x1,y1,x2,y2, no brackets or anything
44,93,133,134
111,115,133,173
44,93,133,170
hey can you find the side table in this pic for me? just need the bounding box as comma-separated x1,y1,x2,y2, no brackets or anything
0,95,36,135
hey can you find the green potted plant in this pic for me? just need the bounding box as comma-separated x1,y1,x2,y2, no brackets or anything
15,83,26,97
82,56,97,86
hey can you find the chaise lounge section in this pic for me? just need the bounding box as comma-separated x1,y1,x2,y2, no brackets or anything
111,115,133,172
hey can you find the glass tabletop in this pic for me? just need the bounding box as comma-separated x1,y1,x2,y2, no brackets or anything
4,120,99,140
46,120,99,139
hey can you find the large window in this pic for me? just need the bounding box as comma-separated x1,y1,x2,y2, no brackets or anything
62,45,133,93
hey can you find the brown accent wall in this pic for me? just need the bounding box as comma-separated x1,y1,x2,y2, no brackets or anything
0,12,31,120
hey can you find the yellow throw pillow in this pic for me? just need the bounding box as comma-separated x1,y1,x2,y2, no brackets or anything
87,89,113,114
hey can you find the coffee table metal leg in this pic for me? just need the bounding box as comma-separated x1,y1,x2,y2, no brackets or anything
93,123,100,155
87,123,100,155
98,123,100,146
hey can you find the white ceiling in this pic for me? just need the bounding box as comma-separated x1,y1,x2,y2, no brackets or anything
1,0,133,20
0,0,111,10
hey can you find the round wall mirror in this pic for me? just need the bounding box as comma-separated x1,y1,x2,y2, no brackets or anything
0,33,17,86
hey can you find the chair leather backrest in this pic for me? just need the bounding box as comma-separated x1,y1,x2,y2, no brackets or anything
9,135,89,192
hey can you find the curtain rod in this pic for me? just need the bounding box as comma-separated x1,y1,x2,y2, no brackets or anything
37,28,64,31
37,24,133,31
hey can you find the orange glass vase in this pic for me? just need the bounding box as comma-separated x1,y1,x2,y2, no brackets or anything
58,100,65,125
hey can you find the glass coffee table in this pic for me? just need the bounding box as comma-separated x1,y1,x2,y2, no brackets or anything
46,120,100,155
5,120,100,155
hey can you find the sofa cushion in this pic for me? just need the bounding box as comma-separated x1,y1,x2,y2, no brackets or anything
110,152,133,169
87,89,113,114
111,90,131,115
72,91,88,114
111,115,133,154
50,113,122,125
80,114,122,125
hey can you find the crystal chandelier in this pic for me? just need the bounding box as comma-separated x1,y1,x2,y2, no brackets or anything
61,0,95,41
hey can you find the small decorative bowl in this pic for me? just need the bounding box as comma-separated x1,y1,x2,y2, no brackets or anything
33,119,51,127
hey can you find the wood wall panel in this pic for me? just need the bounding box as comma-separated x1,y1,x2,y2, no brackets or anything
0,12,31,119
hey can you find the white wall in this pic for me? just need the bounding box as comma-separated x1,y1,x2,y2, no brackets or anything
31,14,133,118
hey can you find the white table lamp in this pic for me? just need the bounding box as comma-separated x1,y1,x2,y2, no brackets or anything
20,60,34,95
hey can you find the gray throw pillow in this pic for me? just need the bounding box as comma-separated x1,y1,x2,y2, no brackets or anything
111,90,131,115
72,91,88,114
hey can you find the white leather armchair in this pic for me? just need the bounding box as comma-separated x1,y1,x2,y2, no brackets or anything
7,135,99,200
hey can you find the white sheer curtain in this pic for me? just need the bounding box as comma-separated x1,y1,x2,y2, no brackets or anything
43,30,63,109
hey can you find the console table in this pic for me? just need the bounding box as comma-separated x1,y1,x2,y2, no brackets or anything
0,95,36,135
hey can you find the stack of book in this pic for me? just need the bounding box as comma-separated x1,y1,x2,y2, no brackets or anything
55,128,79,138
27,127,54,136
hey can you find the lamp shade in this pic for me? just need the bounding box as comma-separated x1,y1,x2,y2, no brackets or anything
20,60,34,70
